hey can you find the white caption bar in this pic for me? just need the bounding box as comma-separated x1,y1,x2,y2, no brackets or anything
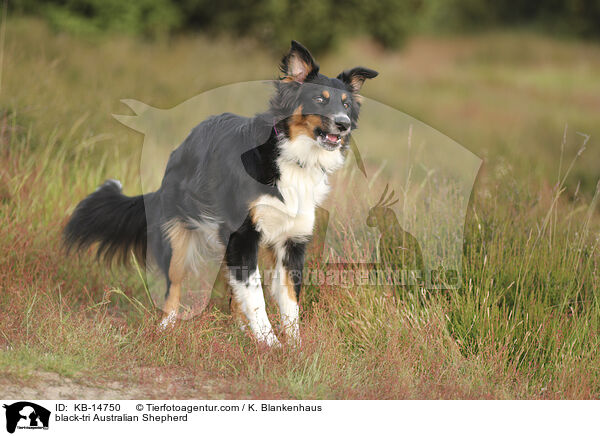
0,400,595,435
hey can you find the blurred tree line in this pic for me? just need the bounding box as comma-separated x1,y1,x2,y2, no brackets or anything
9,0,600,53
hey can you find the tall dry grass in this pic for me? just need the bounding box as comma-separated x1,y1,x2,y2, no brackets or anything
1,18,599,398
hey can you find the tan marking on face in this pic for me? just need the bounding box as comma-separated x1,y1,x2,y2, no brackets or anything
322,90,330,99
341,93,347,101
288,105,323,141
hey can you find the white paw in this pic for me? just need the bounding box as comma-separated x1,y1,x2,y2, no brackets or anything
286,328,301,348
158,310,177,331
261,331,281,348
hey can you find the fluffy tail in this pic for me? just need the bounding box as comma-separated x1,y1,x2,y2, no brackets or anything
63,179,150,266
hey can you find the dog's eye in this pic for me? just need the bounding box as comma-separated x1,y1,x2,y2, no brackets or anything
343,102,350,109
314,96,326,104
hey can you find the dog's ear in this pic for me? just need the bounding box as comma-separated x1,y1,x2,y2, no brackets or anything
337,67,378,93
280,40,319,83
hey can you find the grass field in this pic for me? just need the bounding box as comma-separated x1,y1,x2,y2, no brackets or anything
1,18,600,399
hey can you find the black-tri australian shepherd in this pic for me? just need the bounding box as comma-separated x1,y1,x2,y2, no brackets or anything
64,41,377,346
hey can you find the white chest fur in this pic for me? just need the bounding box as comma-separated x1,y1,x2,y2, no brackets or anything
251,135,344,246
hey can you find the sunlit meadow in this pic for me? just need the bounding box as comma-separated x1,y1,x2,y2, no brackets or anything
1,18,599,398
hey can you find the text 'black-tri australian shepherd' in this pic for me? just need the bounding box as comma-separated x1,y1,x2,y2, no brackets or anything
64,41,377,346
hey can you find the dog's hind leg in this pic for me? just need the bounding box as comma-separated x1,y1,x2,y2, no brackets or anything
160,220,189,328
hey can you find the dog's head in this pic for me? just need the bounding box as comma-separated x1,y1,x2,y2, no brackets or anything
271,41,377,155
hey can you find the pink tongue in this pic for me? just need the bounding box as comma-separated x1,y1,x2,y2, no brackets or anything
326,134,339,142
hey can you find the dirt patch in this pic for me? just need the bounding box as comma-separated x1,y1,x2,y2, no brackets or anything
0,368,230,399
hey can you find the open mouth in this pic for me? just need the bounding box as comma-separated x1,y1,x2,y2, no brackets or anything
316,130,342,150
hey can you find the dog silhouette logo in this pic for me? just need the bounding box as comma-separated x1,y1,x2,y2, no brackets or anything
2,402,50,433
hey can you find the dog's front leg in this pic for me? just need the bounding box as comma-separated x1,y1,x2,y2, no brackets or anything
225,221,279,347
269,240,306,346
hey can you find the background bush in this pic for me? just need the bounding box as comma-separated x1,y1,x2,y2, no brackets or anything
8,0,600,52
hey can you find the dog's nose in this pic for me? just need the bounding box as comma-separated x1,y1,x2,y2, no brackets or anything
334,115,351,132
